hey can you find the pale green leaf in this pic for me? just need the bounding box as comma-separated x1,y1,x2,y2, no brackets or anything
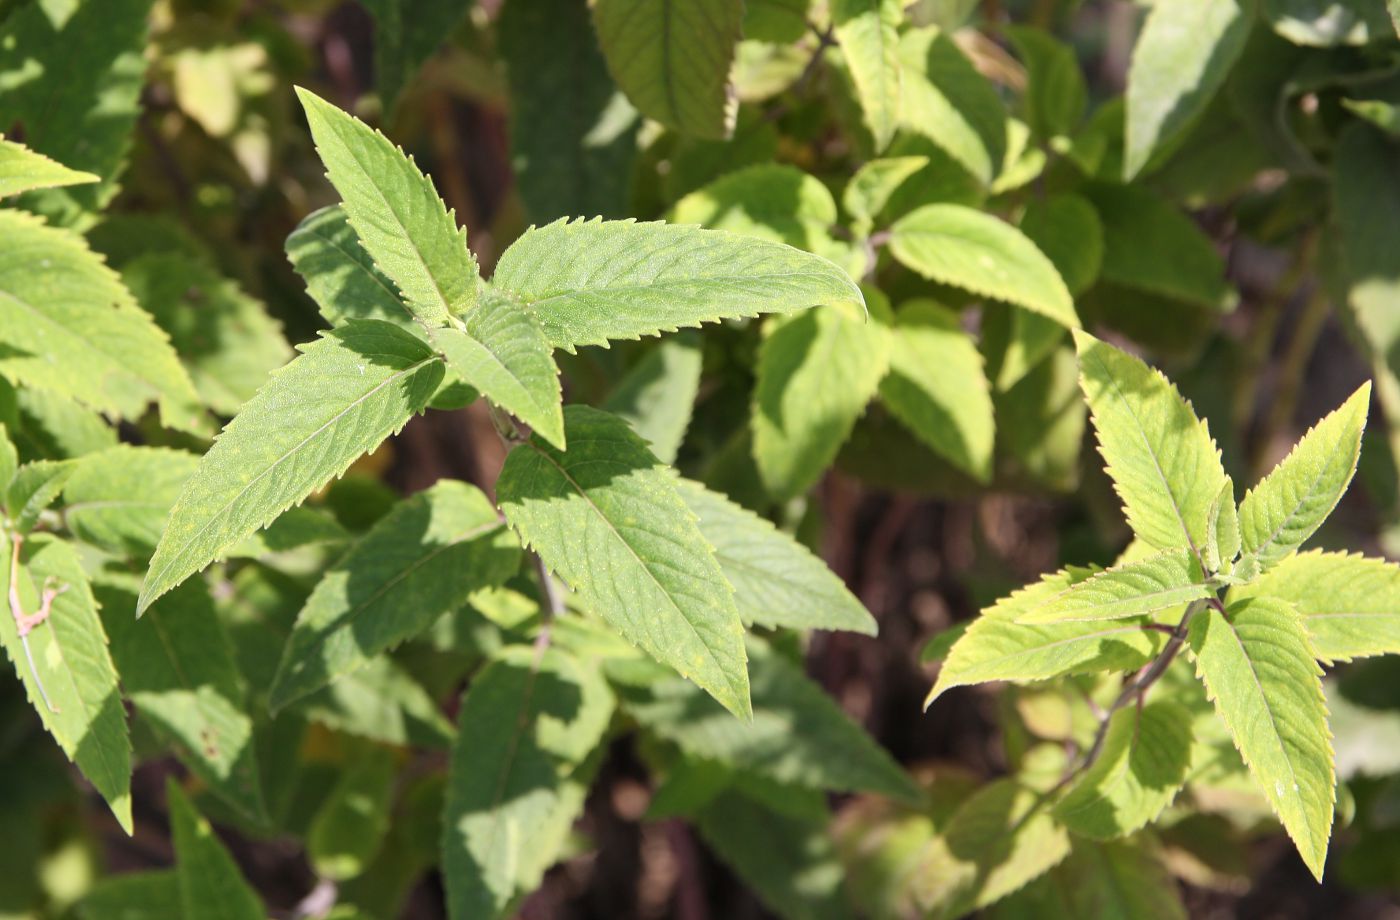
167,779,265,920
0,136,98,198
592,0,743,139
492,217,864,351
286,205,416,330
841,156,929,231
443,645,614,920
602,333,703,465
1264,0,1391,46
1238,383,1370,573
1075,331,1227,554
670,163,839,252
7,459,74,535
1055,701,1192,839
302,654,457,749
500,0,639,222
0,422,14,490
496,405,751,717
834,0,903,151
878,299,995,482
926,567,1167,705
430,289,564,448
753,302,890,499
95,573,266,826
12,388,117,461
269,480,520,711
898,28,1006,185
1204,477,1240,575
888,204,1078,328
622,638,919,801
308,746,396,880
121,252,292,415
674,476,877,635
1124,0,1251,178
1029,837,1187,920
1187,597,1334,880
0,533,131,832
297,87,477,328
1016,549,1209,624
138,320,444,614
1229,550,1400,663
0,210,205,433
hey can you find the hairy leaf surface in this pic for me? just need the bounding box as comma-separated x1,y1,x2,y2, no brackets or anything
1017,549,1209,624
0,137,98,198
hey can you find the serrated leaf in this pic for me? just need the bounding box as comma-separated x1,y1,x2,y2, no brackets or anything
1238,383,1369,573
1124,0,1251,179
0,0,151,221
138,320,444,614
0,533,131,832
1187,597,1334,880
1018,193,1102,298
888,204,1078,328
12,387,118,461
602,333,703,465
1204,477,1240,575
297,87,477,328
0,210,205,433
499,0,638,222
443,645,614,920
308,745,396,880
497,405,751,717
753,302,890,499
623,638,918,801
834,0,903,151
927,568,1167,706
1055,702,1192,839
167,779,265,920
7,459,75,535
1016,549,1210,624
492,217,864,351
121,252,292,415
842,156,929,231
914,779,1070,916
1004,26,1087,141
674,476,876,635
1229,550,1400,663
0,136,98,198
269,480,519,711
286,205,417,330
898,28,1006,185
59,447,197,558
1074,331,1227,554
878,299,995,482
430,289,564,448
592,0,743,140
95,574,266,826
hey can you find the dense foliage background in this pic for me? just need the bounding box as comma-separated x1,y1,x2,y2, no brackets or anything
8,0,1400,917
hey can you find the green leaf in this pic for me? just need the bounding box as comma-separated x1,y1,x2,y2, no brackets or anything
1263,0,1391,46
61,446,200,559
1229,550,1400,663
877,299,995,482
1074,331,1227,554
834,0,903,151
842,156,929,231
1187,597,1334,880
443,646,614,920
0,136,98,198
623,639,919,801
674,477,876,635
1204,477,1240,575
429,289,564,448
916,779,1070,916
1018,193,1102,298
926,567,1167,705
308,746,396,880
1016,549,1210,624
95,574,266,826
898,28,1006,185
300,655,457,749
1004,26,1087,141
167,779,265,920
498,406,750,717
602,333,703,465
1124,0,1251,178
492,217,864,350
120,252,292,416
12,388,118,461
138,320,444,614
1238,383,1370,573
499,0,638,222
359,0,474,114
0,210,205,434
1055,701,1192,839
1085,183,1236,311
6,459,75,535
286,205,417,330
75,871,182,920
1031,838,1187,920
0,0,152,222
0,423,14,491
888,204,1077,328
670,163,840,253
753,303,890,499
269,480,520,710
591,0,743,140
296,87,478,328
0,533,131,832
